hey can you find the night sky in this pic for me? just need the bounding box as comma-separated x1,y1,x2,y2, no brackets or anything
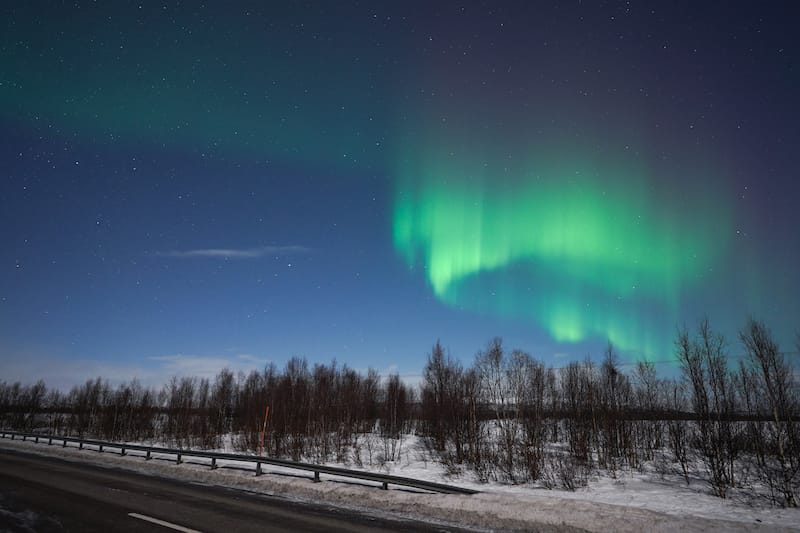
2,1,798,389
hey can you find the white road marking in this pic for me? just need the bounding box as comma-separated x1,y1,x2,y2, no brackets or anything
127,513,203,533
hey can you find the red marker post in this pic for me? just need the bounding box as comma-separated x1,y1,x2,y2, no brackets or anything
259,405,270,457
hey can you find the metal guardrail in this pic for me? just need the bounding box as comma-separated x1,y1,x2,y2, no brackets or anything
0,430,478,495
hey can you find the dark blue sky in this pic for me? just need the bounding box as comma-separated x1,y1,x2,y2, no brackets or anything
2,1,798,388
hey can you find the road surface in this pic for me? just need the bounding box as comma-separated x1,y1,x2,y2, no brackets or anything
0,448,471,532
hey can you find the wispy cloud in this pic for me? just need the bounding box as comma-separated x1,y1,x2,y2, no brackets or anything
156,245,310,259
0,355,157,391
0,352,270,391
147,353,268,379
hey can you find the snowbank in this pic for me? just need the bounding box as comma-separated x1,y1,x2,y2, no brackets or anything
1,437,797,532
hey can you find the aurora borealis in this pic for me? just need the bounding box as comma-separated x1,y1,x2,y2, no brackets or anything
393,150,731,358
1,2,798,387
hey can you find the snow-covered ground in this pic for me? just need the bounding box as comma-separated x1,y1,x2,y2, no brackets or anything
1,435,797,532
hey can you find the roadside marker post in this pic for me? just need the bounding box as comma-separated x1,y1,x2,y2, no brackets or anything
258,405,270,457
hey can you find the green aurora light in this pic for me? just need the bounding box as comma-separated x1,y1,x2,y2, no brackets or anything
393,153,732,359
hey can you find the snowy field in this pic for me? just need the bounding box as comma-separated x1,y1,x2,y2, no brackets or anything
1,435,798,532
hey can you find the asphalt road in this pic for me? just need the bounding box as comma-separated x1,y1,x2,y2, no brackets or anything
0,448,471,533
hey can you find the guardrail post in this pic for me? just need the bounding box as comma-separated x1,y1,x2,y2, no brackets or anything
382,482,388,490
98,444,103,453
48,437,52,445
34,436,39,443
121,447,126,456
62,439,67,447
176,453,182,464
256,462,262,476
313,471,320,483
10,434,14,440
22,435,26,441
146,450,151,460
79,441,84,450
211,457,217,470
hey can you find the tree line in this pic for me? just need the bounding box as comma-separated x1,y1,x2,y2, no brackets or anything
418,319,798,507
0,318,797,506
